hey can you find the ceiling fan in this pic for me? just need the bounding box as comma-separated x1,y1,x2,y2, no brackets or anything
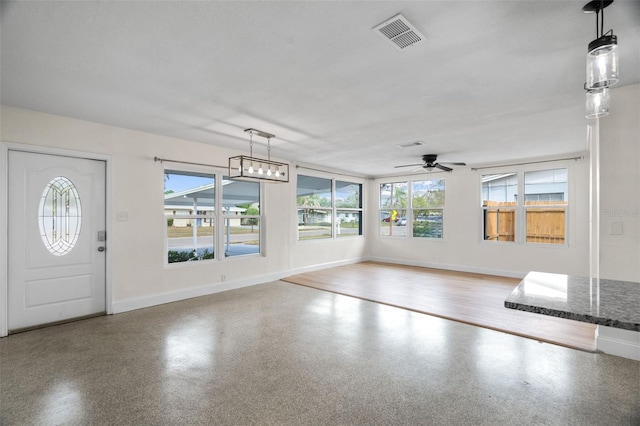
394,154,466,172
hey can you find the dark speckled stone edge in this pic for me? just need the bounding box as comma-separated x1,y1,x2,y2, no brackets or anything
504,300,640,331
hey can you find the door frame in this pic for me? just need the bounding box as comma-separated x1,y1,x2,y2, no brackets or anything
0,142,113,337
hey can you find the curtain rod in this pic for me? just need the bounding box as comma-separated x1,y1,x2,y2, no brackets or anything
295,164,367,179
470,156,583,171
154,156,227,169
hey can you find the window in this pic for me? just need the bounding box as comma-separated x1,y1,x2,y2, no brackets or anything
379,182,407,237
164,170,215,263
38,176,82,256
297,175,363,240
524,169,567,244
412,179,445,238
481,168,567,245
379,179,445,239
481,173,517,242
297,175,332,240
223,177,261,256
335,180,362,238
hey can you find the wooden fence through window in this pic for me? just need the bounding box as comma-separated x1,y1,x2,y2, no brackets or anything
483,201,566,244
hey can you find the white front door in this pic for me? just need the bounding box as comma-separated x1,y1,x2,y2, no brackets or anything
8,150,106,331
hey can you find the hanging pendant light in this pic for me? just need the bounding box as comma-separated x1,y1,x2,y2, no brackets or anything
228,128,289,183
585,86,610,119
583,0,619,89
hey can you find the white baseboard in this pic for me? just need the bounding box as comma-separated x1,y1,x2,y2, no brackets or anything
596,326,640,361
366,256,526,279
111,257,366,314
286,257,367,276
112,271,286,314
111,255,522,317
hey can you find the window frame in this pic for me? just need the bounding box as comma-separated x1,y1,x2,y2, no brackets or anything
411,178,445,239
335,180,363,239
222,175,262,258
296,174,364,241
480,167,569,247
378,178,446,240
163,166,264,267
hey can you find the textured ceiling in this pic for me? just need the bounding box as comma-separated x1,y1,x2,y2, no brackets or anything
1,1,639,177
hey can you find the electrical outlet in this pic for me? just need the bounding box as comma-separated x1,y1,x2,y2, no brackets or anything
610,221,623,235
221,274,227,282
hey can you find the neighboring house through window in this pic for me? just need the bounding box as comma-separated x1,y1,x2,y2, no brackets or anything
297,175,363,240
481,168,567,245
164,169,262,264
164,170,215,263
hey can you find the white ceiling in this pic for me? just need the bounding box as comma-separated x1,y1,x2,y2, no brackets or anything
2,1,639,177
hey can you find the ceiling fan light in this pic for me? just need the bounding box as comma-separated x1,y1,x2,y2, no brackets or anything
586,87,610,119
586,35,618,89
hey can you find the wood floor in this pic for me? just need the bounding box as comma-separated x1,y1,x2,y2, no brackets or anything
282,261,597,352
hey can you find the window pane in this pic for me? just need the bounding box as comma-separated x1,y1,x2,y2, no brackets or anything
165,170,215,262
526,208,565,244
224,218,260,256
297,208,332,239
482,173,516,243
524,169,568,205
336,181,362,208
223,177,260,256
413,209,443,238
412,179,445,208
297,175,332,207
524,169,567,244
223,177,260,214
380,209,406,236
167,226,215,263
297,175,332,240
38,176,82,256
481,173,518,207
483,209,516,242
336,210,362,237
380,182,408,209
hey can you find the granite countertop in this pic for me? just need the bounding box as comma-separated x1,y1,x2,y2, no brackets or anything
505,271,640,331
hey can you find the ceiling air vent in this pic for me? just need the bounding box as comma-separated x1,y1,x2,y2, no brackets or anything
373,13,425,51
397,141,424,149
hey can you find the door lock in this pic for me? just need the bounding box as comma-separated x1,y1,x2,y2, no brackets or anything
98,246,105,252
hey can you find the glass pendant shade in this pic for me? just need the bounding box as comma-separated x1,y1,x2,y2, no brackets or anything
586,35,618,89
585,87,610,119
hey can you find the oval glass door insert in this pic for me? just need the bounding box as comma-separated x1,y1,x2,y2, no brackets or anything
38,176,82,256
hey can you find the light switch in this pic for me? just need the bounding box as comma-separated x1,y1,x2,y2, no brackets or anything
610,221,622,235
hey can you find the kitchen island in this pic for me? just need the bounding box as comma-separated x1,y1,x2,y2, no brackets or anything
505,271,640,359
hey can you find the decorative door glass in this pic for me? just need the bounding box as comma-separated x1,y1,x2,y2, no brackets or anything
38,176,82,256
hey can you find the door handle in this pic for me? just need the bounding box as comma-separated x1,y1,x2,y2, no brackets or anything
98,246,106,252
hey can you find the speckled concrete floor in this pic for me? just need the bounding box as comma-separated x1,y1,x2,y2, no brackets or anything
1,281,638,425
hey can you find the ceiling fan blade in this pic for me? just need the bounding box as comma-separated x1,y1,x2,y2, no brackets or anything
440,162,466,166
435,163,453,172
394,163,424,168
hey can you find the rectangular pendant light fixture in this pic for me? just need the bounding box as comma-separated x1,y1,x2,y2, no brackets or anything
228,128,289,183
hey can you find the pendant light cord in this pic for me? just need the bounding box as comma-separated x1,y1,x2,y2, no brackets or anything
249,130,254,158
267,137,271,162
595,0,607,38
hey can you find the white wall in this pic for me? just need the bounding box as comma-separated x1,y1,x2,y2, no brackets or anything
2,88,636,320
366,155,591,278
289,166,368,273
0,105,366,314
599,83,640,282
